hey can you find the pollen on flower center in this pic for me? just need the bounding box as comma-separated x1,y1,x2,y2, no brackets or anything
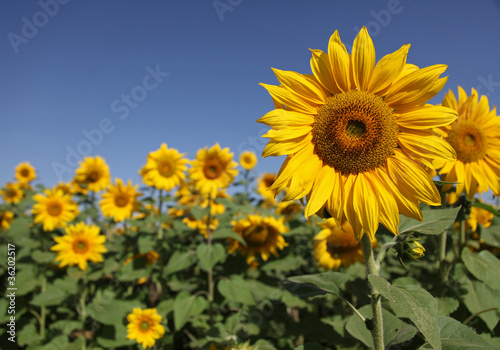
312,90,398,175
446,120,487,163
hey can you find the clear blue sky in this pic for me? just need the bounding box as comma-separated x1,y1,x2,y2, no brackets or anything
1,0,500,188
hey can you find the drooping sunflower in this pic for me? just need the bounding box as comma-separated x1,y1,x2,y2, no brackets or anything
0,210,14,232
258,27,457,240
100,178,142,222
240,151,258,170
140,143,188,191
0,182,24,204
15,162,36,184
74,156,111,192
314,219,376,270
436,87,500,198
126,308,165,349
189,143,239,198
228,214,288,264
32,189,79,231
50,222,107,270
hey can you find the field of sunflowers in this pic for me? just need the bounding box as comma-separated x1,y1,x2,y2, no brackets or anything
2,27,500,350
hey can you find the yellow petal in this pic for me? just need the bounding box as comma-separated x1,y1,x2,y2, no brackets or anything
396,105,457,129
260,83,317,114
328,30,351,92
352,27,375,91
397,129,456,163
368,44,410,94
257,109,314,128
272,68,326,105
326,171,345,226
310,49,339,94
262,126,312,141
305,165,335,218
270,144,315,191
284,155,322,201
262,133,312,157
370,169,399,235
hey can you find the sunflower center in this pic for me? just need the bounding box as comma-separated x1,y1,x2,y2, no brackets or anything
203,162,222,180
48,202,62,216
312,90,398,175
87,170,100,183
73,240,89,254
140,321,150,331
158,159,174,177
244,224,270,245
446,120,487,163
114,194,130,208
20,168,30,177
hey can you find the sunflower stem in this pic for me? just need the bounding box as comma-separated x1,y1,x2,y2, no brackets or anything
79,286,88,350
439,230,448,281
361,234,384,350
340,296,365,323
459,220,466,250
40,276,46,339
375,240,397,267
157,189,164,240
206,196,215,326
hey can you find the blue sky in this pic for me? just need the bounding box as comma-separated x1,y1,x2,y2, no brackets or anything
1,0,500,189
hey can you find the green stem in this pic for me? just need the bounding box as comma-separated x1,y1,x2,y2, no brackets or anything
80,287,87,350
340,296,365,323
206,196,214,326
158,189,164,240
40,277,46,339
439,230,448,281
361,235,384,350
459,220,466,250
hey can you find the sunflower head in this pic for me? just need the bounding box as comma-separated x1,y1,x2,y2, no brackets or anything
15,162,36,184
257,172,277,205
100,178,142,222
50,222,107,270
74,156,111,192
0,182,24,205
189,143,239,198
126,308,166,349
437,87,500,198
258,27,457,240
239,151,258,170
140,143,188,191
0,210,14,232
229,214,288,264
32,188,79,231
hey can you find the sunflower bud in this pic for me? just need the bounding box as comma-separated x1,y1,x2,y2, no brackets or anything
394,236,426,267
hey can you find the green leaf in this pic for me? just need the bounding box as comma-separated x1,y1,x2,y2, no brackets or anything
212,227,247,246
8,216,31,235
196,243,227,271
295,344,327,350
97,324,136,348
436,297,460,316
30,284,68,306
86,290,141,325
399,207,460,235
191,206,210,220
138,235,155,254
419,315,496,349
49,320,82,335
368,275,441,350
285,271,352,297
163,250,196,275
462,248,500,292
261,254,306,273
462,279,500,332
31,251,56,264
173,292,208,330
253,339,278,350
16,266,38,296
33,335,70,350
218,276,254,305
473,202,500,216
18,323,38,346
481,222,500,248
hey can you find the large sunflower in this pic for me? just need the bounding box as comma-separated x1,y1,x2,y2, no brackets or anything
74,156,111,192
228,214,288,264
15,162,36,184
189,143,238,198
436,87,500,198
100,178,142,222
140,143,188,191
126,308,165,349
50,222,107,270
258,27,457,240
32,189,79,231
0,182,24,204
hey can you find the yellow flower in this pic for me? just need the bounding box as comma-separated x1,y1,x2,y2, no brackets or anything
183,215,219,238
258,27,456,241
15,162,36,184
126,308,165,349
100,178,142,222
50,222,107,270
257,173,277,204
239,151,258,170
54,182,74,195
467,206,494,232
32,189,78,231
275,200,303,217
140,143,188,191
74,156,111,192
409,241,426,259
437,87,500,198
0,211,14,232
446,191,459,205
189,143,238,198
229,214,288,264
314,219,373,270
0,182,24,204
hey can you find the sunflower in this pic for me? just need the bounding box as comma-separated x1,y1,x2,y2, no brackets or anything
258,27,456,241
240,151,258,170
0,182,24,204
140,143,188,191
183,215,219,238
257,173,277,204
275,200,303,217
32,189,78,231
74,156,111,192
466,205,494,232
100,178,142,222
126,308,165,349
228,214,288,264
124,251,159,266
189,143,239,198
50,222,107,270
0,211,14,232
436,87,500,198
15,162,36,184
314,219,375,270
54,182,74,195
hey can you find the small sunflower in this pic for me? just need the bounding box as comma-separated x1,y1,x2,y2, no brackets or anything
100,178,142,222
258,27,457,241
74,156,111,192
257,173,277,204
0,182,24,204
466,205,494,232
15,162,36,184
229,214,288,264
275,200,303,217
0,211,14,232
189,143,239,198
50,222,107,270
437,87,500,198
314,219,374,270
140,143,188,191
54,182,74,195
126,308,165,349
183,215,219,238
32,189,79,231
239,151,258,170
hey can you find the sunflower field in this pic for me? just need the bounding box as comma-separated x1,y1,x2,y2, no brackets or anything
2,27,500,350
